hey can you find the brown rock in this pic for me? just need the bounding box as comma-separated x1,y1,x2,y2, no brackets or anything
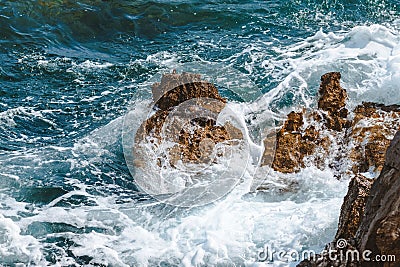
260,131,278,168
135,71,242,168
166,117,243,166
151,71,202,102
263,73,400,177
317,72,350,131
270,111,317,173
356,131,400,267
151,70,226,112
171,118,234,165
155,81,226,111
135,110,169,142
349,102,400,174
263,72,350,174
267,112,328,173
335,174,374,241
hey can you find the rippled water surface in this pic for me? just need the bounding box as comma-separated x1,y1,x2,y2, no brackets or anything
0,0,399,266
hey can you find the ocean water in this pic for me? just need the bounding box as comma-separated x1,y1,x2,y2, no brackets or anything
0,0,399,266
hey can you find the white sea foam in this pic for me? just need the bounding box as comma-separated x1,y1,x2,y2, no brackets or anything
0,196,44,265
1,23,399,266
253,24,400,114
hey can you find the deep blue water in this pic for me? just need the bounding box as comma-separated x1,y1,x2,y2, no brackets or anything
0,0,399,266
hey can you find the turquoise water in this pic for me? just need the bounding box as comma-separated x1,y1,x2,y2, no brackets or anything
0,1,399,266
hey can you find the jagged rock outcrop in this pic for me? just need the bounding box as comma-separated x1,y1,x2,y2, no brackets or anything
265,72,348,173
150,71,226,116
135,71,242,168
141,71,399,177
317,72,351,131
271,111,319,173
137,70,400,265
297,131,400,267
263,72,400,176
263,72,399,267
349,102,400,174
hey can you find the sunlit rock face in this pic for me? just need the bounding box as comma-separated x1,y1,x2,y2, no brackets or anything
349,102,400,174
317,72,350,131
266,72,350,174
271,111,319,173
288,73,400,267
264,72,400,178
151,71,226,111
135,71,242,169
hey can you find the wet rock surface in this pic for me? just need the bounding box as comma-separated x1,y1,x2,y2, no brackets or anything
151,71,226,111
317,72,351,131
139,71,399,266
271,111,318,173
263,72,400,267
135,71,242,168
356,131,400,267
264,72,400,176
265,72,348,173
335,174,374,241
349,102,400,174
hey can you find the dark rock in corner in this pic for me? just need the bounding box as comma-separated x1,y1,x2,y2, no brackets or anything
356,131,400,267
335,174,374,241
297,131,400,267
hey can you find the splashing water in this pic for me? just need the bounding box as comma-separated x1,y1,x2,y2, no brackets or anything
0,0,399,266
